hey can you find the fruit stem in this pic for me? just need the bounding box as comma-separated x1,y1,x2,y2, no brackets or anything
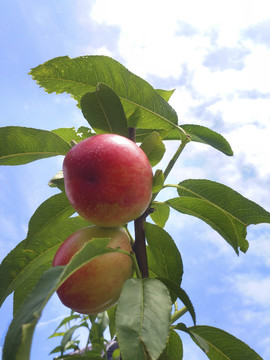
163,137,189,181
130,252,142,279
171,306,188,324
151,138,189,203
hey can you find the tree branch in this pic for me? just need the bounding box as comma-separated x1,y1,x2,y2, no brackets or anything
128,127,149,278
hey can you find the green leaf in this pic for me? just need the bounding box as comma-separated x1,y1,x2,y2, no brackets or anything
51,126,93,143
115,278,172,360
51,314,81,334
30,55,178,131
159,329,183,360
161,278,196,325
25,193,74,245
61,325,81,354
145,223,183,293
155,89,175,102
48,170,65,191
2,238,112,360
48,332,66,339
164,124,233,156
107,306,116,339
167,179,270,254
0,126,71,165
152,169,165,193
150,202,170,228
0,193,89,311
81,83,128,137
180,325,263,360
140,132,166,166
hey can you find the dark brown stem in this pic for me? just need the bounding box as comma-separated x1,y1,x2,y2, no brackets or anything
133,214,149,278
128,127,136,142
128,127,149,279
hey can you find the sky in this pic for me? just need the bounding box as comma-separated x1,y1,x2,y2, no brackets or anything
1,0,270,359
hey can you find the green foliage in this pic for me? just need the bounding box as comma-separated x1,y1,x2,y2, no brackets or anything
29,55,178,133
140,132,166,166
0,54,268,360
165,124,233,156
0,126,71,165
159,329,183,360
145,223,183,287
115,278,172,360
167,179,270,254
80,83,129,137
177,324,263,359
2,238,117,360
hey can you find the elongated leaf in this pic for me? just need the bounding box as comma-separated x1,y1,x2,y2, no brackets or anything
2,238,112,360
150,202,170,228
140,132,165,166
115,278,172,360
179,325,263,360
145,223,183,287
51,127,93,144
81,83,128,137
164,124,233,156
61,325,81,354
167,179,270,254
0,126,71,165
51,314,81,335
30,55,178,131
159,329,183,360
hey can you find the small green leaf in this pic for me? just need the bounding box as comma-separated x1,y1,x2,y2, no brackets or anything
115,278,172,360
180,325,263,360
140,132,165,166
164,124,233,156
159,329,183,360
150,202,170,228
2,238,113,360
81,83,128,137
145,223,183,292
152,169,165,193
52,314,81,334
48,170,65,191
167,179,270,254
0,126,71,165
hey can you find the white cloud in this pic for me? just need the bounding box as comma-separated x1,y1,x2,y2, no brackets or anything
232,274,270,307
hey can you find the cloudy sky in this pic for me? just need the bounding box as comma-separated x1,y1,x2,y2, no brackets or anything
1,1,270,359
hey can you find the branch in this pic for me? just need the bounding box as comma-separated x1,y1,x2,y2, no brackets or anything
128,127,149,278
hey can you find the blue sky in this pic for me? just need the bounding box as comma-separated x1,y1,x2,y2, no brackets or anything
1,1,270,359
